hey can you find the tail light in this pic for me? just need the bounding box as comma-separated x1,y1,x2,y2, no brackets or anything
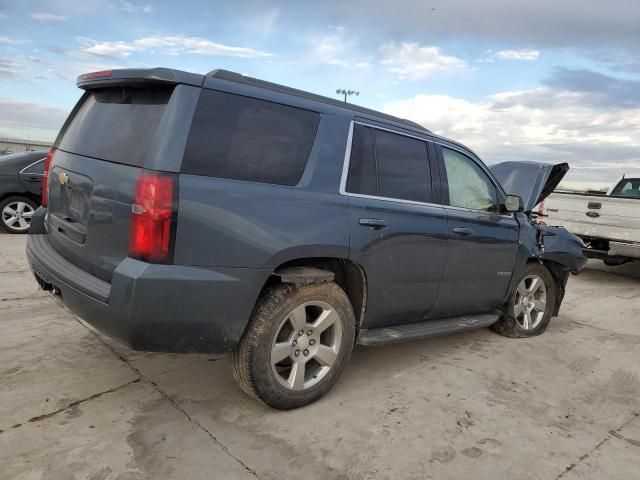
80,70,112,80
129,171,177,263
41,148,56,207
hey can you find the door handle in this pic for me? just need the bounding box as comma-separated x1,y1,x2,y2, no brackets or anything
359,218,387,230
452,227,473,236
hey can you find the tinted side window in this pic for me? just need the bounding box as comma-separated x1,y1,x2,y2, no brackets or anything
441,147,497,212
23,159,45,175
183,90,320,186
346,125,377,195
373,129,430,202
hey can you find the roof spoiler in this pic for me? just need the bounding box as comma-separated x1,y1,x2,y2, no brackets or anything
76,68,205,89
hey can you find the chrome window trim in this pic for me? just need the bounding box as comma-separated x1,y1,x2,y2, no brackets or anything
345,191,446,210
18,157,46,176
338,120,355,195
339,120,514,218
443,204,514,219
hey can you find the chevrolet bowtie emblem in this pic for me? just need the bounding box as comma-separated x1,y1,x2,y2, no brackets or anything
58,172,70,186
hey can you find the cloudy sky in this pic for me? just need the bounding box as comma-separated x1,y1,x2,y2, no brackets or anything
1,0,639,187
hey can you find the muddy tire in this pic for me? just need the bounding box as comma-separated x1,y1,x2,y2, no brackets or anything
229,282,356,410
492,263,557,338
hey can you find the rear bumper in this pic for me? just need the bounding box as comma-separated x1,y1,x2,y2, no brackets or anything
26,234,270,353
578,237,640,261
609,241,640,259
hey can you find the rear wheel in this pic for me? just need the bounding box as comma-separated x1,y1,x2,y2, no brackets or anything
0,196,37,234
230,282,355,409
492,263,557,338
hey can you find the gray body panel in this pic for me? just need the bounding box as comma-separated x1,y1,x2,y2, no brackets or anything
26,67,586,353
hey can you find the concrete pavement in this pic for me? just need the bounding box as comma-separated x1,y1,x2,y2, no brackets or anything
1,233,639,479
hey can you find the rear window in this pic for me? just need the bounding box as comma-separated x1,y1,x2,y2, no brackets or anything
57,86,173,167
611,179,640,198
182,89,320,185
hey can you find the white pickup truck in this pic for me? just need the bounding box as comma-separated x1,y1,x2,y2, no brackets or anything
539,176,640,265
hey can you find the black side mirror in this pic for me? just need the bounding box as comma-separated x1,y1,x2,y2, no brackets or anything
503,194,524,213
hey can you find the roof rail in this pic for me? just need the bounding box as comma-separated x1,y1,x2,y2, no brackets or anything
206,69,430,133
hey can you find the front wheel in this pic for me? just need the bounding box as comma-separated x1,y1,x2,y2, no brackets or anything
492,263,557,338
229,282,356,410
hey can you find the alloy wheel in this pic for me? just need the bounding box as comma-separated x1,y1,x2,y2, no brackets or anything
514,274,547,330
271,301,343,391
2,201,35,232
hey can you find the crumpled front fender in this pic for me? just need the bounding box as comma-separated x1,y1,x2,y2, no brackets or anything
506,214,587,316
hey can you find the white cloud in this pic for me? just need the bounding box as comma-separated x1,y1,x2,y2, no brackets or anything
379,43,466,80
0,59,21,80
493,49,540,61
31,12,67,22
113,1,154,13
0,36,26,46
134,36,271,57
383,87,640,183
76,35,272,58
0,13,8,20
305,27,370,67
77,38,138,57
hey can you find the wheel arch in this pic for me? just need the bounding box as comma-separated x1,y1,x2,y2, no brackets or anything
257,257,368,330
524,257,570,317
0,191,40,204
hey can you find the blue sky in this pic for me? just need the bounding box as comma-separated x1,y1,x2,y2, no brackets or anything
1,0,639,186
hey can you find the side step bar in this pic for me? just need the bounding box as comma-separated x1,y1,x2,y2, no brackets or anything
357,312,501,346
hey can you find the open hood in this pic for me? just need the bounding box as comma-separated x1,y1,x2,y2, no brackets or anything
490,161,569,212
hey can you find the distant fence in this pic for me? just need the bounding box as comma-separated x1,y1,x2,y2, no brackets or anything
0,137,53,155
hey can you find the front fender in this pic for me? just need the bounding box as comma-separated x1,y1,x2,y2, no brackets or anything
542,226,588,273
506,215,586,315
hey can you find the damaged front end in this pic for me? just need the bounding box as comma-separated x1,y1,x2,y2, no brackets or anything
491,160,587,315
514,217,587,315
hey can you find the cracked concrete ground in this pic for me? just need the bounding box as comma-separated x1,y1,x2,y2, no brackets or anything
1,233,639,480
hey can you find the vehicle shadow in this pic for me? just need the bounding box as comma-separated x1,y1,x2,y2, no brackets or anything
582,259,640,280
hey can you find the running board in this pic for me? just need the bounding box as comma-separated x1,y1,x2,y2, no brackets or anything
356,312,501,346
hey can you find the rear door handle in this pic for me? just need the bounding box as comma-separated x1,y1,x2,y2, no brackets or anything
359,218,387,230
452,227,473,236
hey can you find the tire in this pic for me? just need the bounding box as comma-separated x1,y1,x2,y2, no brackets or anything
0,196,37,234
229,282,356,410
492,262,557,338
603,258,628,266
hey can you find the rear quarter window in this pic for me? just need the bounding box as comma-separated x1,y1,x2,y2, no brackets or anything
57,86,173,167
182,89,320,185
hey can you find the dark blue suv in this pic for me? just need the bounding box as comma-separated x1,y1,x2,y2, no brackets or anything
26,68,586,409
